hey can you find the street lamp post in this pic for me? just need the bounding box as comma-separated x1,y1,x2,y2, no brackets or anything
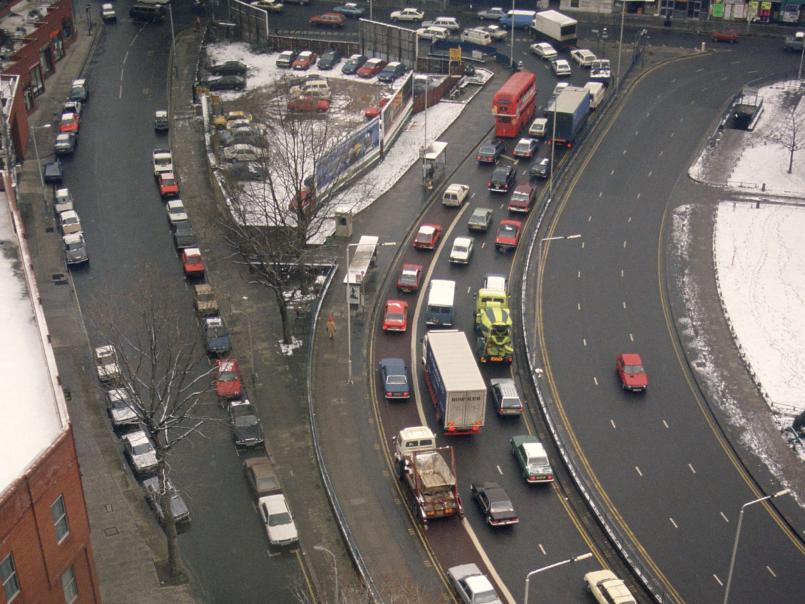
722,488,790,604
30,123,51,214
796,31,805,83
523,552,592,604
615,0,626,91
168,4,177,73
509,0,516,68
230,307,256,390
549,100,557,201
314,545,338,604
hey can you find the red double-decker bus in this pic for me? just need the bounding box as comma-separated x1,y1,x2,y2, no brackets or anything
491,71,538,138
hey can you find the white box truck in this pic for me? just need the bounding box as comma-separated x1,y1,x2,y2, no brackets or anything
530,10,577,45
422,330,487,434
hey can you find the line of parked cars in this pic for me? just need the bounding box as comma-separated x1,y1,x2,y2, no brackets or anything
197,60,249,92
275,47,409,84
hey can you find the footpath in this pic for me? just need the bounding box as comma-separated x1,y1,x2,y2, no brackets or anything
16,25,196,604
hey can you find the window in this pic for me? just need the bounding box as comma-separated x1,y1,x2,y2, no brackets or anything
40,46,54,74
61,17,74,39
1,553,20,602
29,65,44,96
61,567,78,603
52,34,65,61
51,495,70,543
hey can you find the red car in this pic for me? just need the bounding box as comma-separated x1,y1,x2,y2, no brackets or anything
292,51,318,70
215,358,243,399
158,172,180,198
364,97,389,119
287,95,331,113
507,183,537,213
309,12,345,27
382,299,409,332
495,219,522,253
181,247,205,278
413,223,442,250
396,263,423,293
616,353,648,392
357,58,386,78
59,112,80,134
712,29,738,44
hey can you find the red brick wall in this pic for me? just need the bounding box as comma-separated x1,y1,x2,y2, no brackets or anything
0,429,100,603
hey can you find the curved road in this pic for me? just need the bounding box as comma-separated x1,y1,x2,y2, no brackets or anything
539,42,805,602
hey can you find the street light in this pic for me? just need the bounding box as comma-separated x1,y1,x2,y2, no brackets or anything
523,552,592,604
722,488,790,604
313,544,338,604
30,123,51,215
540,234,583,261
509,0,516,69
230,307,256,390
168,4,177,74
796,31,805,83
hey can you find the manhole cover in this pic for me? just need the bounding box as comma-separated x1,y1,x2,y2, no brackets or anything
103,526,120,537
45,227,54,233
695,361,706,368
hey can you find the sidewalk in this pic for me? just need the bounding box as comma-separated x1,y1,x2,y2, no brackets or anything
16,27,196,604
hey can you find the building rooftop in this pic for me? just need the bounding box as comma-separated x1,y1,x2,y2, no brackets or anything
0,0,58,72
0,183,67,494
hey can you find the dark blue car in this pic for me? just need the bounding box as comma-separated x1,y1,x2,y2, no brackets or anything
377,61,406,83
378,358,410,400
341,54,368,75
317,50,343,70
204,317,231,356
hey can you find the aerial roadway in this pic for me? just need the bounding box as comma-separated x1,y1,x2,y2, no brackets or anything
537,36,805,603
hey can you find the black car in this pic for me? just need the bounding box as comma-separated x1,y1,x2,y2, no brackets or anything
173,220,197,250
476,138,506,163
378,357,411,400
377,61,406,83
229,399,265,447
487,165,516,193
317,49,343,70
470,482,519,527
43,160,64,184
529,156,551,179
201,75,246,91
341,54,368,75
208,60,248,76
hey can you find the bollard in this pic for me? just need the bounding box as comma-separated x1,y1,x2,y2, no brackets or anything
701,42,706,52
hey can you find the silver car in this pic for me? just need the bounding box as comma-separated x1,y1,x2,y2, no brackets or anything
63,232,88,265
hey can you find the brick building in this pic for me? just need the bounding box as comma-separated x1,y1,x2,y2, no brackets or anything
0,0,77,159
0,171,100,603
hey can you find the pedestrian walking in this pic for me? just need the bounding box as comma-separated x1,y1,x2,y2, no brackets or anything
326,313,336,339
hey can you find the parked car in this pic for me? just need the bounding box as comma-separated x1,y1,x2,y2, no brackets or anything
447,564,502,604
476,138,506,163
468,207,494,232
490,378,523,415
63,99,82,117
143,476,191,524
258,494,298,546
209,60,248,76
378,357,411,399
377,61,406,83
396,263,423,293
165,199,188,226
530,42,557,60
413,223,442,249
193,283,219,316
43,160,64,184
229,399,264,447
243,456,282,497
422,16,460,31
448,237,474,264
123,430,158,476
390,7,424,22
94,345,121,383
204,316,231,356
201,75,246,91
510,434,554,483
54,188,74,214
477,6,506,20
551,59,572,77
173,220,197,249
159,173,180,199
70,78,88,102
275,50,297,68
101,3,117,21
570,48,597,67
287,95,330,113
251,0,283,12
152,147,174,176
154,109,169,131
332,2,364,17
59,209,82,235
54,133,77,155
495,219,522,252
357,58,387,78
507,183,537,213
292,50,318,70
63,232,88,266
616,353,648,392
317,49,342,70
382,299,409,333
584,570,636,604
529,156,551,179
512,137,538,159
470,482,519,526
341,54,368,75
310,12,345,27
106,388,137,429
712,29,739,43
487,165,515,193
181,247,205,279
215,358,243,399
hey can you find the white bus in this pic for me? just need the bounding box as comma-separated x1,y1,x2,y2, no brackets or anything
425,280,456,327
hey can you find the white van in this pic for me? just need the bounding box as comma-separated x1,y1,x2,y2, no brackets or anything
461,27,493,46
428,16,460,31
418,26,449,41
584,81,606,110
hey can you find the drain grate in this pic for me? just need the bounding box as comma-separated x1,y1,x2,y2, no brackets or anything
52,273,68,285
103,526,120,537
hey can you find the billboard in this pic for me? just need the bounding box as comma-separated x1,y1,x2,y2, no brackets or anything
315,119,381,193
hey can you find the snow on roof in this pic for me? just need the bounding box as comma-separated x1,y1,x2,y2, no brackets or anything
0,187,67,493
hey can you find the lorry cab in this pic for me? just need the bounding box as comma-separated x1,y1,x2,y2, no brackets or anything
394,426,436,457
475,288,507,313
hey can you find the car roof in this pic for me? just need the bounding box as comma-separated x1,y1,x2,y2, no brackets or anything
298,50,313,56
454,236,472,245
259,493,289,512
185,247,202,255
385,61,401,68
501,218,521,226
366,58,383,64
380,357,405,371
63,232,84,243
620,353,643,365
418,225,436,234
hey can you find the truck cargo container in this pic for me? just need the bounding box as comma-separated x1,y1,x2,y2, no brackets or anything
547,87,590,148
530,10,577,45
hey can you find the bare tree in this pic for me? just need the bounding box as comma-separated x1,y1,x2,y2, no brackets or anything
221,83,377,344
100,294,215,580
765,90,805,174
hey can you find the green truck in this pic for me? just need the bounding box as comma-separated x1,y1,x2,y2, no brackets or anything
474,288,514,363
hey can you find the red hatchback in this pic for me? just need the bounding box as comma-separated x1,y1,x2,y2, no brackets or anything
712,29,738,44
59,112,80,134
396,263,423,293
413,224,442,250
495,219,522,252
616,353,648,392
216,358,243,399
292,51,318,70
357,58,386,78
181,247,205,279
382,299,409,332
158,172,180,198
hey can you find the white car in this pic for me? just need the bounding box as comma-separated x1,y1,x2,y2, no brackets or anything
95,345,122,383
528,117,548,138
552,59,572,77
258,494,299,546
166,199,188,226
530,42,557,60
123,430,158,476
570,48,597,67
481,24,508,41
54,188,74,214
101,3,116,21
390,7,424,22
152,148,174,176
416,25,449,41
447,564,503,604
584,570,636,604
449,237,474,264
442,183,470,207
59,209,82,235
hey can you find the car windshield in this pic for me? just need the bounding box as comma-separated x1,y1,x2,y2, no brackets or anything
208,326,226,337
500,225,516,235
511,192,528,202
187,254,201,263
400,272,416,283
386,375,407,385
219,370,238,381
502,397,521,408
490,500,514,513
625,364,644,374
66,242,83,252
386,312,404,322
234,415,258,427
163,178,177,186
268,512,291,527
132,442,153,456
453,245,468,254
